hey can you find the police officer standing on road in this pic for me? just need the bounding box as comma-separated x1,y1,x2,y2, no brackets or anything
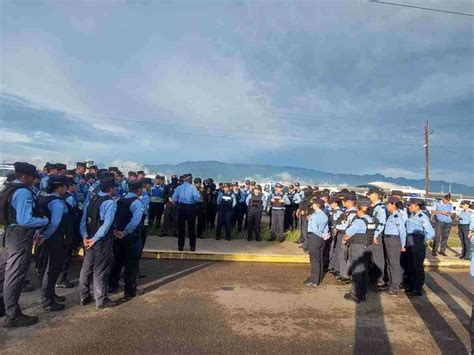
205,178,218,229
382,197,407,296
269,183,290,243
327,196,343,273
56,178,80,289
172,174,201,251
108,179,145,299
246,185,265,241
0,162,49,328
305,198,329,287
404,198,435,297
79,176,117,309
160,174,178,237
237,180,251,232
216,183,236,241
36,175,68,312
367,188,387,289
457,200,473,260
149,175,166,231
334,193,357,282
342,197,373,303
296,186,313,248
431,194,454,256
194,178,207,239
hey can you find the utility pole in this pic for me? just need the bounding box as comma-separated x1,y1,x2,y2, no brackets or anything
424,120,430,198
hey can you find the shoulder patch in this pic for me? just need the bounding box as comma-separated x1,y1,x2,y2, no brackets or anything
394,214,399,218
418,213,423,218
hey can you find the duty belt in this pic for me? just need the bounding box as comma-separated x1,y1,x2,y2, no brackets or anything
150,196,165,203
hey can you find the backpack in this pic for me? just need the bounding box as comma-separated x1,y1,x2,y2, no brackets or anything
0,184,28,225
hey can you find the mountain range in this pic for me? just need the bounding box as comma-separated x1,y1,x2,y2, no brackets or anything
144,161,474,196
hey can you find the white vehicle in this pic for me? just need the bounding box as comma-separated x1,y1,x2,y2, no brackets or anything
0,164,15,187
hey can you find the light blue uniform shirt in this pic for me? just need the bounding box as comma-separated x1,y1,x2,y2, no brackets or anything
335,207,357,231
140,191,150,216
10,182,48,228
289,192,302,204
458,210,472,225
39,175,49,191
384,210,407,247
406,211,435,241
65,194,77,210
42,195,67,240
239,187,251,203
218,192,237,208
434,201,453,223
172,182,201,205
122,192,146,236
308,210,329,238
151,183,166,203
372,201,387,239
80,191,117,243
345,215,373,238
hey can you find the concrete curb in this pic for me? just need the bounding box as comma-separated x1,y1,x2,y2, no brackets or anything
141,249,470,269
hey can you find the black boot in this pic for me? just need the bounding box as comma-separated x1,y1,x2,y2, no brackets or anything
4,313,39,328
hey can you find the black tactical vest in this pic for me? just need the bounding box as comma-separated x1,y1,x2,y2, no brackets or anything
114,196,138,231
86,194,112,238
350,216,375,246
0,184,40,226
219,192,233,211
249,193,263,211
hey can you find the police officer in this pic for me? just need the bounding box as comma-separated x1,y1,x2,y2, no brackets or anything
246,185,265,241
305,198,329,287
390,190,408,220
108,179,145,299
342,197,373,303
327,197,343,273
382,197,407,295
458,200,473,260
205,178,218,229
367,188,387,288
216,183,236,241
269,183,290,242
160,174,178,237
79,176,117,309
431,194,454,256
36,175,68,311
334,193,357,282
231,182,241,229
0,162,49,327
40,163,59,191
296,186,313,247
149,175,166,231
82,173,96,202
172,174,201,251
405,198,435,296
56,178,80,289
194,178,207,239
236,180,251,232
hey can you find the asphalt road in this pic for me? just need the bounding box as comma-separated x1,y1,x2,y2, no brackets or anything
0,258,472,354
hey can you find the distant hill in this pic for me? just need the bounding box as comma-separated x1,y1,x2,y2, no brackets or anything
144,161,474,195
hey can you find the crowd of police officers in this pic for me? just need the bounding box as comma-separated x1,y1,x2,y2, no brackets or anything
0,161,473,328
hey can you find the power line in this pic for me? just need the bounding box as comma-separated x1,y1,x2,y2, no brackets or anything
0,102,422,145
369,1,474,17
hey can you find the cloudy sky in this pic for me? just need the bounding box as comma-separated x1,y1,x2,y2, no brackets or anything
1,0,473,184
